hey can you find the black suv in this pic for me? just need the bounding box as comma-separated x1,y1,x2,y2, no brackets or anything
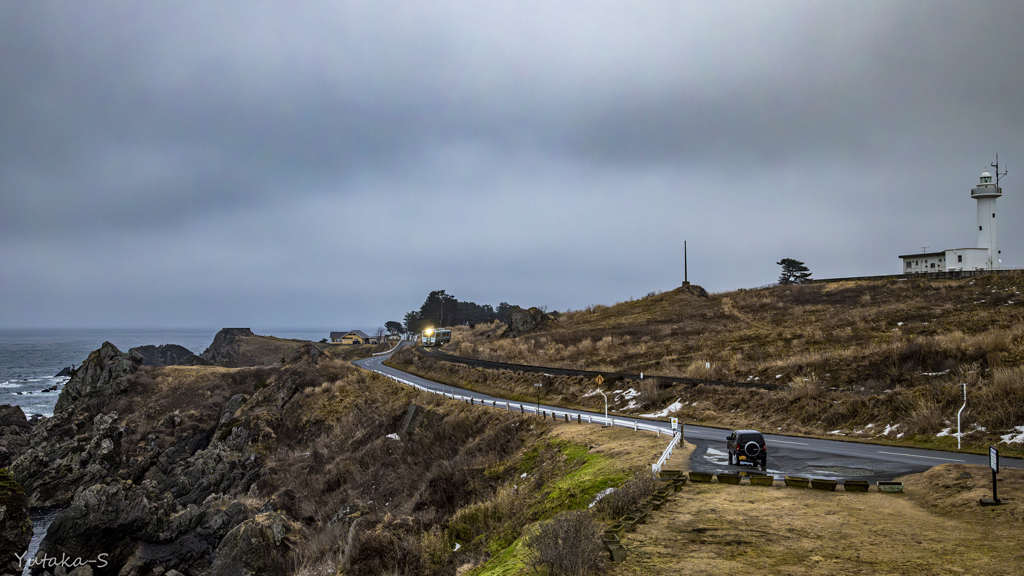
726,430,767,469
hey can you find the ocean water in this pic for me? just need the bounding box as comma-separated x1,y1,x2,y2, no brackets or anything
0,327,328,575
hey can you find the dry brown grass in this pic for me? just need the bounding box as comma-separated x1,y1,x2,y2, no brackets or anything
448,275,1024,384
613,463,1024,576
427,275,1024,454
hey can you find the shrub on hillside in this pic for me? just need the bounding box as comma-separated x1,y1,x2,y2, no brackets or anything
527,510,607,576
592,473,657,520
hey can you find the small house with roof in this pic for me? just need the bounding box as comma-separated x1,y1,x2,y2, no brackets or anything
329,330,379,345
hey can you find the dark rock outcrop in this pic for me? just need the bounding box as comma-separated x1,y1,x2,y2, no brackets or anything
54,342,141,413
15,337,334,576
287,343,323,365
13,410,125,508
0,468,32,576
199,329,256,367
0,407,31,434
54,366,73,378
0,406,31,470
128,344,204,367
502,306,559,338
206,511,300,576
38,478,256,576
676,283,709,298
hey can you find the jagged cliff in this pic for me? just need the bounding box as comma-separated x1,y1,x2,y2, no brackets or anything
5,327,588,576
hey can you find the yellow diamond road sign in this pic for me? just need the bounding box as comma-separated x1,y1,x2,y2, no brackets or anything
595,375,604,385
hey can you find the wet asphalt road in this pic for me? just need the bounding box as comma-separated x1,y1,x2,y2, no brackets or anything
355,345,1023,482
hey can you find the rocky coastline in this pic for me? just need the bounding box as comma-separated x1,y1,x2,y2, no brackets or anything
0,329,310,575
0,328,550,575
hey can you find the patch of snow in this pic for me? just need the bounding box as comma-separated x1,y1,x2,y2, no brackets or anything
621,388,640,400
937,427,963,439
865,424,874,428
641,401,684,418
881,423,899,436
703,447,729,465
589,487,615,508
921,369,951,376
828,430,845,436
582,388,601,397
775,374,782,379
521,472,528,478
622,399,640,410
386,433,400,441
897,322,904,326
897,433,904,438
1000,426,1024,444
453,543,461,552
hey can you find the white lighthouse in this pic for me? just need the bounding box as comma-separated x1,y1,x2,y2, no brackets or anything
972,167,1002,269
899,161,1007,273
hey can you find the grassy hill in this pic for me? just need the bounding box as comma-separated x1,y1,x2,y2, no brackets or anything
419,274,1024,456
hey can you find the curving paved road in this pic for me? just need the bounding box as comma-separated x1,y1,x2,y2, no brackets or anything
355,344,1024,482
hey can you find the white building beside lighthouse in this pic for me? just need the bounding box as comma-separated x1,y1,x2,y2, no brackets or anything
899,166,1003,272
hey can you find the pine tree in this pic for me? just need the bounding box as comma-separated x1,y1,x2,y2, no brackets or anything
777,258,812,285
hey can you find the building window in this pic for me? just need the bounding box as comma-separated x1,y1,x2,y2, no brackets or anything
980,226,983,230
958,255,963,263
993,213,996,218
931,263,935,268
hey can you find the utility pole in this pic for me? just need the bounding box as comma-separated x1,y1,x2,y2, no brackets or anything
683,240,689,286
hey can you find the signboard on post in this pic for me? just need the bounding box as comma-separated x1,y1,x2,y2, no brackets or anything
595,375,604,386
981,445,1002,506
671,417,679,432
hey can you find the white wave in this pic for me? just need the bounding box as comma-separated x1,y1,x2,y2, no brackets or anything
0,381,24,389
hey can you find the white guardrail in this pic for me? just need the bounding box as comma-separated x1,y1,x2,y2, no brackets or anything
372,369,683,477
371,341,402,356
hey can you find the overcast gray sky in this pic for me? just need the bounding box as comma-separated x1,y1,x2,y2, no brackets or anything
2,1,1022,330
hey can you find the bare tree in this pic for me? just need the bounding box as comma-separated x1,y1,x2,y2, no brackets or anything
374,326,387,343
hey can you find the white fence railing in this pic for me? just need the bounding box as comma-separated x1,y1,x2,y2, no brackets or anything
372,369,683,477
652,431,682,478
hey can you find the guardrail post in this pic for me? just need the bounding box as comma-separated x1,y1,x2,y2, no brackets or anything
520,404,524,414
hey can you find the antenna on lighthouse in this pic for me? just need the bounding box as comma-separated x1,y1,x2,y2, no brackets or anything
991,154,1008,187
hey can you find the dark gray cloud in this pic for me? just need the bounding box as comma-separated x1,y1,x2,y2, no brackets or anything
2,1,1023,329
